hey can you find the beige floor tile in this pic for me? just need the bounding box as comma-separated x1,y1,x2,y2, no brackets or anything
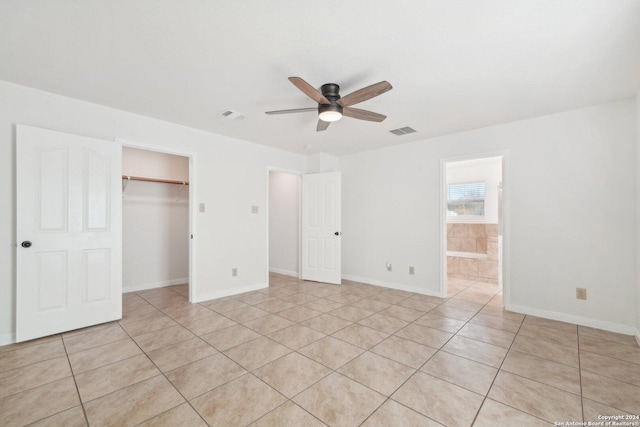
478,305,525,322
501,350,581,394
578,326,638,346
473,399,551,426
371,335,437,369
255,298,299,313
328,305,375,322
118,315,178,337
442,298,483,312
429,305,476,322
579,335,640,364
421,351,497,395
488,371,582,422
253,352,332,398
250,401,326,427
580,351,640,386
133,325,195,353
277,306,323,323
68,338,142,374
301,313,352,334
224,306,270,323
64,324,129,354
458,323,515,348
179,312,237,335
303,298,344,313
518,323,578,347
268,324,326,350
441,335,508,368
511,334,579,367
146,337,217,372
414,313,466,333
0,355,71,399
303,286,342,299
332,324,390,349
0,339,66,373
328,293,367,304
243,313,295,334
62,321,117,339
0,377,79,426
0,334,60,355
361,399,441,427
224,336,292,370
358,313,409,334
280,292,320,305
293,372,386,427
199,324,260,351
75,354,160,402
368,292,407,304
396,324,453,349
523,316,577,333
469,313,522,333
203,297,250,313
84,375,184,427
350,298,391,312
338,351,415,396
119,304,165,324
28,405,87,427
138,402,207,426
191,374,286,426
581,370,640,414
378,305,425,322
396,298,438,312
392,372,483,427
582,398,632,423
235,291,275,305
165,353,246,399
299,336,365,369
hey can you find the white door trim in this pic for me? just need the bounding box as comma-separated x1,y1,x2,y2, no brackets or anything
116,138,198,303
266,167,304,280
440,150,510,306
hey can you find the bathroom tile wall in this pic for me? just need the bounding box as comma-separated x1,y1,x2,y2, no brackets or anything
447,224,499,283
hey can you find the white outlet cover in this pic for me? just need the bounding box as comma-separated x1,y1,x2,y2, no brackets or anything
199,203,206,213
251,205,259,214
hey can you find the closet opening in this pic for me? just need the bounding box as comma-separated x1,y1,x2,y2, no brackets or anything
268,170,302,281
121,146,193,299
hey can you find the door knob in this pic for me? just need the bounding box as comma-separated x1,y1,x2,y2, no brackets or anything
334,232,341,236
21,241,32,248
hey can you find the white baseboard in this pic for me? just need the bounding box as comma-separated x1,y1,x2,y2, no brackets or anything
507,304,639,337
636,334,640,347
123,277,189,293
269,268,299,278
0,332,16,346
192,283,268,304
341,274,442,298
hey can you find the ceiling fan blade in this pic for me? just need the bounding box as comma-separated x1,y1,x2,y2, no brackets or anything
342,107,387,122
265,107,317,115
289,77,330,104
316,119,330,131
338,81,392,107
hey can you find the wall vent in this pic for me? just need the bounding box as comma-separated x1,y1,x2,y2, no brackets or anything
218,109,245,121
389,126,416,136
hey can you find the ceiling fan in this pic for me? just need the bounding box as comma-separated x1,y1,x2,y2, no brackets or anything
265,77,392,131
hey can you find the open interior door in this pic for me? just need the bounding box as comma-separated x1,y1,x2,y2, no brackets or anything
16,125,122,342
301,172,341,284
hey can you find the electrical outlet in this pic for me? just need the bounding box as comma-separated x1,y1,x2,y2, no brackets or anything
409,266,414,275
386,262,392,272
251,205,259,214
199,203,206,213
232,268,238,277
576,288,587,300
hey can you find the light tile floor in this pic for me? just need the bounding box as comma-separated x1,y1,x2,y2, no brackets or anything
1,274,640,426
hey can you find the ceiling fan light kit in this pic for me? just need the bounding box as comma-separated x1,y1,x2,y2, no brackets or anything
265,77,392,131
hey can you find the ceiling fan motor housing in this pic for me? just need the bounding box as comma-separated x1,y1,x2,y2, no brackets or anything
319,83,343,116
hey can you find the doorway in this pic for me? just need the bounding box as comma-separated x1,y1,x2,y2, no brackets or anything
119,140,197,302
268,170,302,279
442,154,507,305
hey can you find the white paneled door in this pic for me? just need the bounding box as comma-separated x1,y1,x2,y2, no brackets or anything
301,172,342,284
16,125,122,342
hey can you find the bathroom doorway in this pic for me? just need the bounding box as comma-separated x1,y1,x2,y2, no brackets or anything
442,154,507,306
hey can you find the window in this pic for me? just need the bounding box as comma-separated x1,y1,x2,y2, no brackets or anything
447,181,485,217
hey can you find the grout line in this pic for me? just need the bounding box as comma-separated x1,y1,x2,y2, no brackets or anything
60,334,91,427
577,327,585,422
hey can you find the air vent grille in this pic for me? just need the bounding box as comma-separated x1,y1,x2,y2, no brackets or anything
218,110,245,120
390,126,416,136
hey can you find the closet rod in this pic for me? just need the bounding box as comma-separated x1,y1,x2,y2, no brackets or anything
122,175,189,185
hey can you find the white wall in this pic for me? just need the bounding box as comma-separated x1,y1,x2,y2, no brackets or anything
636,90,640,337
269,172,300,277
122,149,189,292
446,157,502,224
0,80,306,344
341,99,637,333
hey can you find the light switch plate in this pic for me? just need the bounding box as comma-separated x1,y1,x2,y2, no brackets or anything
251,205,259,214
199,203,206,213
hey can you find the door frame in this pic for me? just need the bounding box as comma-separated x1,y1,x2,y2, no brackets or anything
117,138,198,303
266,167,303,280
440,150,510,307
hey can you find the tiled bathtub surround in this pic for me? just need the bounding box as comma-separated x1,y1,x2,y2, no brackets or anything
448,223,499,283
0,275,638,426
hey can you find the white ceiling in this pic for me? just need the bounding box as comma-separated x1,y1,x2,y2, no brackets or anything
1,1,639,156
